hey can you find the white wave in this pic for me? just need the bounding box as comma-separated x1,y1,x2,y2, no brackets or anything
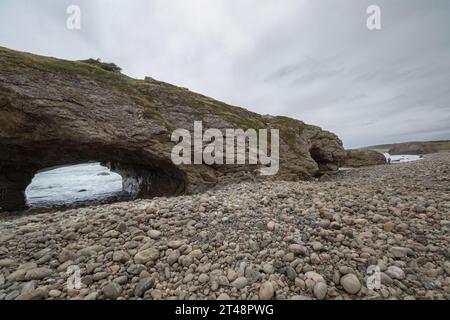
383,153,423,163
26,163,123,208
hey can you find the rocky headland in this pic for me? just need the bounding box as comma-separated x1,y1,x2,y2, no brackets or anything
388,142,438,155
0,47,345,211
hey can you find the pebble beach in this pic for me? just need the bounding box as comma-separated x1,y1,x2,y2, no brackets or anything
0,152,449,300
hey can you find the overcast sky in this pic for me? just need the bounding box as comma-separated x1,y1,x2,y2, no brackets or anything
1,0,449,148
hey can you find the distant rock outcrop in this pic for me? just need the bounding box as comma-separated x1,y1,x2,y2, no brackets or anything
344,150,386,167
388,142,437,155
0,47,346,211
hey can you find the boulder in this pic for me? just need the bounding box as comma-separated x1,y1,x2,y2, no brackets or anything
388,142,437,155
344,149,386,167
0,46,346,211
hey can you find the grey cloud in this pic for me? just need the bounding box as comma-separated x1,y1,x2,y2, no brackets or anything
264,57,344,85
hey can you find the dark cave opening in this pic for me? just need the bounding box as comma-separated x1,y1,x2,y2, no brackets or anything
0,155,187,212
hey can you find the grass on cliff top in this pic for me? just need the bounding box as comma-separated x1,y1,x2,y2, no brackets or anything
273,116,307,152
200,98,267,130
0,46,169,127
134,78,268,131
0,47,311,138
0,46,129,84
431,140,450,151
364,140,450,153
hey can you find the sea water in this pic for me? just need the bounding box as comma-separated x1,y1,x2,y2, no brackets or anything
383,153,423,163
26,163,124,209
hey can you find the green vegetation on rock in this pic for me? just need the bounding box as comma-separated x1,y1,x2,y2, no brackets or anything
79,58,122,73
0,46,167,127
0,47,127,84
0,46,318,143
364,140,450,153
273,116,307,154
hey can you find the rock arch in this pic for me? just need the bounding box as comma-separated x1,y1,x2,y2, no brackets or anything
0,157,186,212
0,46,346,211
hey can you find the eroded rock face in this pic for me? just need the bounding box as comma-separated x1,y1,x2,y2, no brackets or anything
106,162,185,198
344,150,386,168
388,142,437,155
0,47,346,211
